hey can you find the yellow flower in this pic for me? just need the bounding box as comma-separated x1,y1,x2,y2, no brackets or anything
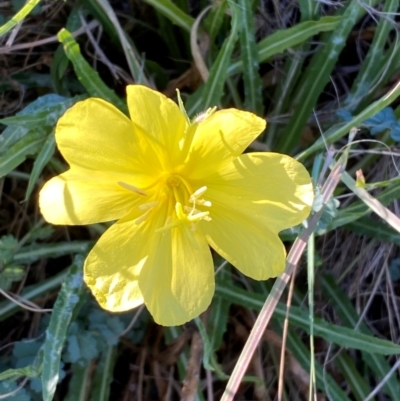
39,85,313,326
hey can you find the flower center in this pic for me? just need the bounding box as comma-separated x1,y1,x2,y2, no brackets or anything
118,173,212,247
166,175,180,188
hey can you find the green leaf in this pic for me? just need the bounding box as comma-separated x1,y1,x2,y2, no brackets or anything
0,131,45,179
228,16,340,76
14,241,91,264
89,345,118,401
346,217,400,245
238,0,263,114
0,235,18,264
278,0,380,153
24,133,55,202
195,318,228,379
57,28,127,114
335,353,371,401
42,256,86,401
0,270,68,322
0,0,41,37
345,0,400,111
322,275,400,399
143,0,194,33
187,0,241,114
216,283,400,355
64,363,92,401
93,0,150,85
283,325,352,401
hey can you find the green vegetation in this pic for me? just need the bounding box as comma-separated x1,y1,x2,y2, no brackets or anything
1,0,400,400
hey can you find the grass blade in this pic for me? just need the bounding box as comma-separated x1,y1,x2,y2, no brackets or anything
216,283,400,355
187,0,241,114
278,0,380,153
42,257,86,401
23,133,55,202
0,0,41,37
238,0,263,115
297,80,400,161
344,0,399,111
0,132,45,178
57,28,128,114
143,0,194,33
228,16,340,76
93,0,150,85
322,275,400,399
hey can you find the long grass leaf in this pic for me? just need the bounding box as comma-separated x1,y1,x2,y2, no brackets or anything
322,275,400,398
345,0,399,111
285,327,352,401
93,0,150,85
336,353,371,401
0,0,41,37
0,270,68,322
23,133,55,202
0,132,45,178
278,0,380,153
42,257,86,401
143,0,194,33
297,80,400,161
216,283,400,355
238,0,263,114
228,16,340,76
201,0,241,110
187,1,241,114
57,28,127,114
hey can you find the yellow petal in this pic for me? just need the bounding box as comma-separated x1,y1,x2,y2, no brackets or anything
200,209,286,280
39,167,144,225
139,225,215,326
201,152,313,233
84,211,150,312
184,109,266,179
56,98,145,174
126,85,188,167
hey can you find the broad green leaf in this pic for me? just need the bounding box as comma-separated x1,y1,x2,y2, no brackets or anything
42,257,86,401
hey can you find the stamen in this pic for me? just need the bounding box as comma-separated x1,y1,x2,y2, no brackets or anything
189,186,212,207
189,186,207,201
134,209,152,225
118,181,147,196
138,201,159,210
